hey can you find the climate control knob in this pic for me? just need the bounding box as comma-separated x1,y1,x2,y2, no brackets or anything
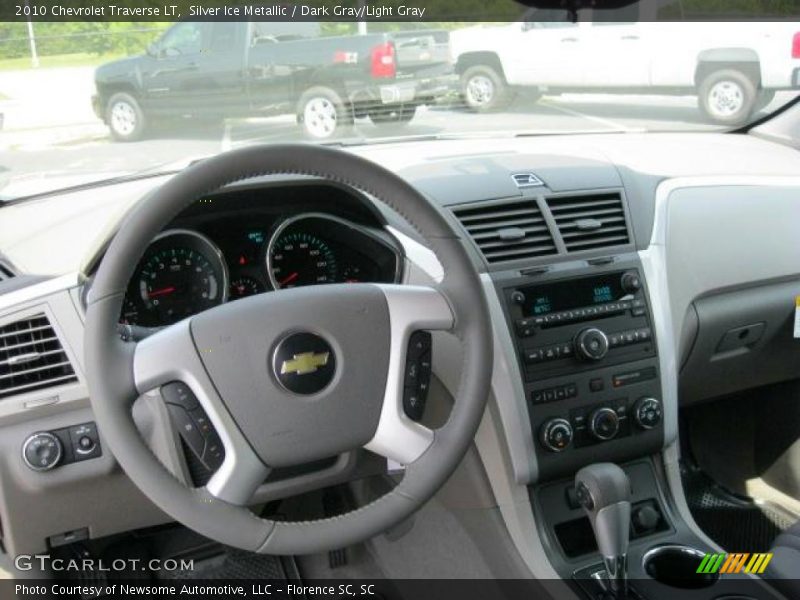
22,432,62,472
574,327,609,361
540,418,573,453
589,407,620,441
634,397,662,430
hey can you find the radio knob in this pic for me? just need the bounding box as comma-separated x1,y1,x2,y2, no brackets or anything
634,397,662,430
540,418,573,453
589,407,620,441
510,290,526,305
621,271,642,293
574,327,609,361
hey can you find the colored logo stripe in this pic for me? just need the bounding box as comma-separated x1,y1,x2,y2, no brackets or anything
697,553,773,574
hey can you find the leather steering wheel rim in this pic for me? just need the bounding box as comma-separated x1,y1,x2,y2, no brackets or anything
84,144,493,554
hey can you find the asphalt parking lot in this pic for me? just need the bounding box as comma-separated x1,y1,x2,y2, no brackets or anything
0,65,796,194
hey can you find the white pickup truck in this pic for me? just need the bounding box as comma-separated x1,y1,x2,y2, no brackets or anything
451,20,800,125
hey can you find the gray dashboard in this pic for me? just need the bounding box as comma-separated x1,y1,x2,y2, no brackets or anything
0,131,798,560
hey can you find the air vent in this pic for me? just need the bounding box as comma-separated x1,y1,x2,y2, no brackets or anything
0,313,77,399
546,192,630,252
452,199,557,264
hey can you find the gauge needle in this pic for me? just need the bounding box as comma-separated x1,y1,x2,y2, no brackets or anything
148,286,176,298
279,272,299,286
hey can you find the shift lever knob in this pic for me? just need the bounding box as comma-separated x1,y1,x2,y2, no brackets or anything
575,463,632,598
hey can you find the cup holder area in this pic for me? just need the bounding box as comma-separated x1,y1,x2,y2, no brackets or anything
643,545,719,589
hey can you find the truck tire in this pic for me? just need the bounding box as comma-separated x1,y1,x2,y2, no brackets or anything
106,92,146,142
698,69,757,127
369,104,417,125
461,65,514,112
297,87,353,140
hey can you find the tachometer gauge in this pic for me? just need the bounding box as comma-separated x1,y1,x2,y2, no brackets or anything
121,230,228,327
230,276,263,299
267,217,338,289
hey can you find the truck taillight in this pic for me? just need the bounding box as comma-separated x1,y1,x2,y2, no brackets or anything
793,32,800,58
370,42,396,79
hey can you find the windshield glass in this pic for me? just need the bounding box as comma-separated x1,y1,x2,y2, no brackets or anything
2,9,799,198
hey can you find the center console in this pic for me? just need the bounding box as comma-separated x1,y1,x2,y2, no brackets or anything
498,258,664,481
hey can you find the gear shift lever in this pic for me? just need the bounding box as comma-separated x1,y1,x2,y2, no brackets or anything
575,463,632,599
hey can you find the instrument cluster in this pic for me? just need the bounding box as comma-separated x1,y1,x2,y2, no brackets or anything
120,212,401,327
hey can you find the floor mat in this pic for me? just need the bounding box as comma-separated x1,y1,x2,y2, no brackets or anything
159,547,291,580
682,466,797,553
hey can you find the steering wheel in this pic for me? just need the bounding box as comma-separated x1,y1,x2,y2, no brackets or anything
84,144,492,554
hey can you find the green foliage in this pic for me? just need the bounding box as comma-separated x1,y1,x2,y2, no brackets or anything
0,22,169,60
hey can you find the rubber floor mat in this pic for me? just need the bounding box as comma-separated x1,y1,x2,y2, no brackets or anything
159,547,290,580
682,467,797,553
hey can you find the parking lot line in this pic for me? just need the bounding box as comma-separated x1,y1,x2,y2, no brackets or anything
540,99,642,133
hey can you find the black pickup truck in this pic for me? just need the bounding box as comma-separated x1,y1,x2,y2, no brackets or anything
92,21,455,141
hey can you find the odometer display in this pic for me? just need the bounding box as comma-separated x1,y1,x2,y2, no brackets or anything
121,230,228,327
268,224,338,289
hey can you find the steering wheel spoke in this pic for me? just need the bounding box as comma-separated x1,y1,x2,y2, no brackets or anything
364,285,454,465
133,319,270,505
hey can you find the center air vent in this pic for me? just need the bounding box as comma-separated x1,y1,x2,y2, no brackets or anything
0,313,77,399
546,192,630,252
452,199,557,264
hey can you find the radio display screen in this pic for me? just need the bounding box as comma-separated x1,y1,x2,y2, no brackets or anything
523,274,627,317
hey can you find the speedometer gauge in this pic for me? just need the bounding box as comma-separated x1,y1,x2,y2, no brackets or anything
121,230,228,327
267,216,338,289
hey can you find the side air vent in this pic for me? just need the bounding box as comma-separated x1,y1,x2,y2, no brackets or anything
452,199,557,264
0,313,77,399
546,192,630,252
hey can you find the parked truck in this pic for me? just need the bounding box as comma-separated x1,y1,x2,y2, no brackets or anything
451,20,800,125
93,21,454,141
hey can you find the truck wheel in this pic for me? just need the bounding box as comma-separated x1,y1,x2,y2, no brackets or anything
106,92,146,142
461,65,513,112
297,87,353,140
369,104,417,125
698,69,757,126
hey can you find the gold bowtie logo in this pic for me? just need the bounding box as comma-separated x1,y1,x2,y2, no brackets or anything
280,351,330,376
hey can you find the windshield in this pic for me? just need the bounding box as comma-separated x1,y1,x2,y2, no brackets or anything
2,10,799,198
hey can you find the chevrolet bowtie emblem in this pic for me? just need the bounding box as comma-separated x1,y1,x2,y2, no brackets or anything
281,351,330,376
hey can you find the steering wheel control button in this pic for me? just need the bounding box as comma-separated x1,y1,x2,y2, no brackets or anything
404,331,432,422
589,407,620,441
161,381,199,411
68,422,102,461
22,432,63,471
272,332,336,395
167,404,205,455
202,431,225,471
540,418,573,452
634,397,662,430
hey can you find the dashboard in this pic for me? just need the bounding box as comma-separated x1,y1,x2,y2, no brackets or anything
119,185,402,327
1,131,800,567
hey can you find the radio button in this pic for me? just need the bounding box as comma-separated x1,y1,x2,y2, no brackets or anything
524,349,544,364
566,383,578,398
559,343,573,357
632,307,647,317
637,328,651,341
531,390,546,404
544,347,557,360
